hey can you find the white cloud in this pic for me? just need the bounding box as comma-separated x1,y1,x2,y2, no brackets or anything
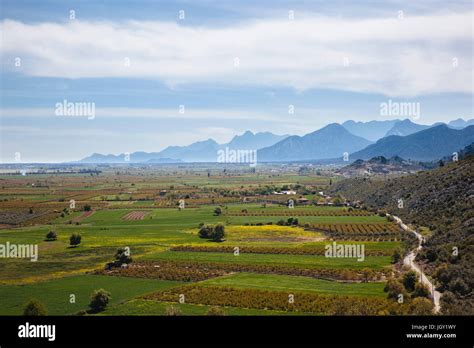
1,13,472,96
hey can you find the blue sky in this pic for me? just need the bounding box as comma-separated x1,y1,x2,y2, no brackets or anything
1,0,473,162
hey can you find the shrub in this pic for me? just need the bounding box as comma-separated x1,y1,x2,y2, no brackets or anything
407,297,434,315
89,289,111,313
198,226,212,239
69,233,82,247
391,248,402,264
384,278,405,300
412,283,430,298
214,207,222,216
115,247,132,266
83,204,92,212
45,231,57,241
211,224,225,242
206,306,226,316
403,271,418,292
23,299,47,316
165,305,182,316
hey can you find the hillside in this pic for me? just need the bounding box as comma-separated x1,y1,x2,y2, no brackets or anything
337,156,427,176
332,156,474,314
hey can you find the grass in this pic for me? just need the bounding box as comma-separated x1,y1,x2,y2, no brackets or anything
199,272,386,297
101,299,304,316
141,250,392,269
0,172,397,316
0,274,182,315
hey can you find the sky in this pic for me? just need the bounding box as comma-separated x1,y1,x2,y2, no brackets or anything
0,0,473,162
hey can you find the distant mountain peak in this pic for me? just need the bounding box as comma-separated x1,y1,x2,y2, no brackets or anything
258,123,372,162
351,125,474,161
342,119,401,142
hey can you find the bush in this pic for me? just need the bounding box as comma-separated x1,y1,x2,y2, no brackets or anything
89,289,111,313
391,248,402,264
407,297,434,315
115,247,132,266
214,207,222,216
45,231,57,241
198,224,225,242
449,277,470,295
287,217,298,226
412,283,430,298
69,233,82,247
23,299,47,316
199,226,212,239
384,278,405,300
206,306,226,316
403,271,418,292
210,224,225,242
165,305,182,316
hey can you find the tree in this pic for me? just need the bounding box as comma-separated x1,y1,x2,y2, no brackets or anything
391,248,402,264
211,224,225,242
45,230,57,241
214,207,222,216
23,299,47,316
89,289,111,313
403,271,418,292
287,217,298,226
115,247,132,266
83,204,92,212
198,225,212,239
206,306,226,316
69,233,82,247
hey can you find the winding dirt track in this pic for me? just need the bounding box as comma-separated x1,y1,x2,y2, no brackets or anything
388,214,441,313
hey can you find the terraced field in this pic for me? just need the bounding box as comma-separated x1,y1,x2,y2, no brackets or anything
0,169,428,316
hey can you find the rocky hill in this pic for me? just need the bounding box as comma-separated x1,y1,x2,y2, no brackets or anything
332,155,474,314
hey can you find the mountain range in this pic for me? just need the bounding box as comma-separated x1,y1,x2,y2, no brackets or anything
78,131,288,163
350,125,474,161
77,118,474,164
257,124,372,161
384,119,430,137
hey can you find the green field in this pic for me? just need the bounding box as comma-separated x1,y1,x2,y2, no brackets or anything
0,169,408,316
0,275,182,315
141,250,391,269
101,299,304,316
199,273,386,296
